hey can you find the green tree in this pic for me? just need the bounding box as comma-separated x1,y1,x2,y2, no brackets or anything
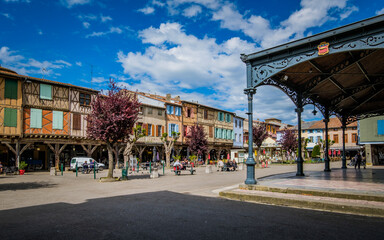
311,145,321,158
161,132,180,167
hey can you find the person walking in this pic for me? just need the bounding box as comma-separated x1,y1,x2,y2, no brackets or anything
355,152,362,169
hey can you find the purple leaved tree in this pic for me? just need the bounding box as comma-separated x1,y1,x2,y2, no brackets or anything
87,79,140,178
187,125,208,162
252,123,269,168
279,128,298,162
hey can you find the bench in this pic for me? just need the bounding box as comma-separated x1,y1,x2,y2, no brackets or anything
172,165,196,175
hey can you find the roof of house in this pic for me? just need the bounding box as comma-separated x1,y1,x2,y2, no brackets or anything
309,117,357,129
181,100,236,115
0,67,98,93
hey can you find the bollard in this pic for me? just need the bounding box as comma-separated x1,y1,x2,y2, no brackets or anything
126,166,129,180
137,162,139,173
61,163,63,176
149,161,152,173
163,162,165,175
93,163,96,179
76,163,78,177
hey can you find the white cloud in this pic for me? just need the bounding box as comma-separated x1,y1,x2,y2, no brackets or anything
183,5,202,17
78,14,97,21
83,22,90,28
86,26,123,38
38,30,43,35
138,6,155,15
340,5,358,20
1,13,13,19
61,0,91,8
3,0,30,2
92,76,108,83
0,46,72,77
76,61,82,66
376,8,384,15
100,15,112,22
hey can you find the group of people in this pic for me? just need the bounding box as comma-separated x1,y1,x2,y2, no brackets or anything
173,158,193,170
217,159,237,171
82,160,96,174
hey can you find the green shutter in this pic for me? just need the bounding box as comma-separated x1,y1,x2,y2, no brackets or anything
4,108,17,127
232,131,235,140
30,108,42,128
4,79,18,99
40,84,52,100
53,111,63,129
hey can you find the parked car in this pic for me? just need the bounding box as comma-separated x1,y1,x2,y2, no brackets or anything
70,157,105,171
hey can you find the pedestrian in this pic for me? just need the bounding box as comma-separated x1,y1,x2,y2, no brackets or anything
354,152,362,169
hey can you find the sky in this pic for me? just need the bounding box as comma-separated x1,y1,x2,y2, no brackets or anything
1,0,383,125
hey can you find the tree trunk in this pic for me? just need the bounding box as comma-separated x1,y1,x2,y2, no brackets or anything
106,143,114,178
123,142,133,168
256,147,260,168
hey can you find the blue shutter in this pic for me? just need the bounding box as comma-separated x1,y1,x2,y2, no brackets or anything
232,130,235,140
175,124,179,133
222,129,226,139
378,120,384,135
168,124,172,136
31,108,42,128
53,111,63,129
40,84,52,100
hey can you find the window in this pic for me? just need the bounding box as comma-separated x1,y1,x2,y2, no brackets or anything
225,113,231,122
352,133,358,143
209,126,213,138
239,121,242,128
218,128,222,138
378,120,384,135
168,123,179,136
4,79,18,99
137,123,143,134
158,109,162,116
147,107,153,115
183,125,187,137
157,125,162,137
222,129,227,139
352,127,357,130
148,124,152,136
53,111,63,130
4,108,17,127
204,110,208,120
187,108,191,118
140,107,144,114
79,92,91,106
166,105,174,115
235,120,238,128
175,106,181,116
309,136,314,142
316,136,321,143
73,113,81,130
40,84,52,100
30,108,42,129
235,133,237,141
333,134,339,143
239,134,242,142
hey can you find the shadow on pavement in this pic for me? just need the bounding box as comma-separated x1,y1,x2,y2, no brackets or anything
0,191,383,240
0,182,57,191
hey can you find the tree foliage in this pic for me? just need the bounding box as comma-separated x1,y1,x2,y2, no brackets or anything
311,145,320,158
187,125,208,156
87,79,140,178
279,129,298,155
160,131,180,168
252,123,269,167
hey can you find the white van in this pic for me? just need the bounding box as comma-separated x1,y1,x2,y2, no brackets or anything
70,157,105,171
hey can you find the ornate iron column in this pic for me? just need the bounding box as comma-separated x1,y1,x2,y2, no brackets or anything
341,116,347,169
295,94,304,176
244,88,257,185
324,109,331,172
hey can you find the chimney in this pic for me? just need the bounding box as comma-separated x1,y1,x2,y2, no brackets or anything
175,96,180,101
166,94,171,101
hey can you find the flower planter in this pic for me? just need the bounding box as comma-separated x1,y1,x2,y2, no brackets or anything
19,170,25,175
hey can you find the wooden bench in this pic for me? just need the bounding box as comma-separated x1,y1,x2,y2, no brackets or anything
172,165,196,175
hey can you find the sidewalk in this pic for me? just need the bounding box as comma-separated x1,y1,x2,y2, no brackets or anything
220,167,384,218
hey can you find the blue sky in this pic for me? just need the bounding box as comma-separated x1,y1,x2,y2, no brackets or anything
1,0,383,124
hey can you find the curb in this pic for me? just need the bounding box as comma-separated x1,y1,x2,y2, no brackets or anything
219,190,384,218
239,184,384,202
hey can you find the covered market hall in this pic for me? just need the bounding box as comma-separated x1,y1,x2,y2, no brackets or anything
241,15,384,184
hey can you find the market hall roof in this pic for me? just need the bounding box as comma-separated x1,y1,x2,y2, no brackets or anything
241,14,384,124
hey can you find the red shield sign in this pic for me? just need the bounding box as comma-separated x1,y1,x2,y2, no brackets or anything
318,42,329,56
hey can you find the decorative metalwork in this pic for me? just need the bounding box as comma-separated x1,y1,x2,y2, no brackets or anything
250,32,384,89
258,78,300,107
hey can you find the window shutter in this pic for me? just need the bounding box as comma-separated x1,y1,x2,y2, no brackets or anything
40,84,52,100
378,120,384,135
214,128,217,138
175,124,179,133
191,108,194,118
162,125,165,135
4,79,18,99
209,126,213,138
53,111,63,129
152,125,155,136
232,131,235,140
73,113,81,130
168,124,172,136
4,108,17,127
218,128,222,139
156,125,159,137
31,108,42,129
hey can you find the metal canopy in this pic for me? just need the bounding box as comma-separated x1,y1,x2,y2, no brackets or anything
241,14,384,124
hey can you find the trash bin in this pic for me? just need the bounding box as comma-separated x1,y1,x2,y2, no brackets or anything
121,168,128,180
